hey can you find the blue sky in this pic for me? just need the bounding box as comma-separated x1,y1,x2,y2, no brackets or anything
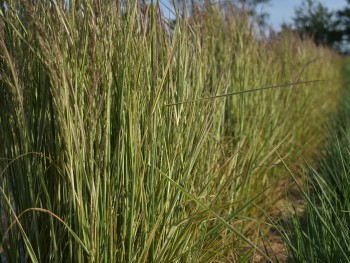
264,0,348,30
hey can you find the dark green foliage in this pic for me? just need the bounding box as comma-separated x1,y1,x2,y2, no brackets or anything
292,0,350,52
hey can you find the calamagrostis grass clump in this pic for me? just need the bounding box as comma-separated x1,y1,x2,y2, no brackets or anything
0,1,340,262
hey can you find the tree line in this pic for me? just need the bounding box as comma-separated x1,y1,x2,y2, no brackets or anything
289,0,350,53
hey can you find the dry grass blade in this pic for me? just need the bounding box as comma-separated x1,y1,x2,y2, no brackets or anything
164,79,326,107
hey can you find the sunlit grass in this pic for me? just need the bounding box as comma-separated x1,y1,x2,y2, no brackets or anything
0,1,341,262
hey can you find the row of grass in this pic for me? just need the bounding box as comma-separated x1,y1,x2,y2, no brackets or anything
0,1,341,262
279,60,350,262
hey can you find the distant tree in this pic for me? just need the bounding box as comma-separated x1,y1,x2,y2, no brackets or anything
336,0,350,41
241,0,271,28
292,0,342,46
